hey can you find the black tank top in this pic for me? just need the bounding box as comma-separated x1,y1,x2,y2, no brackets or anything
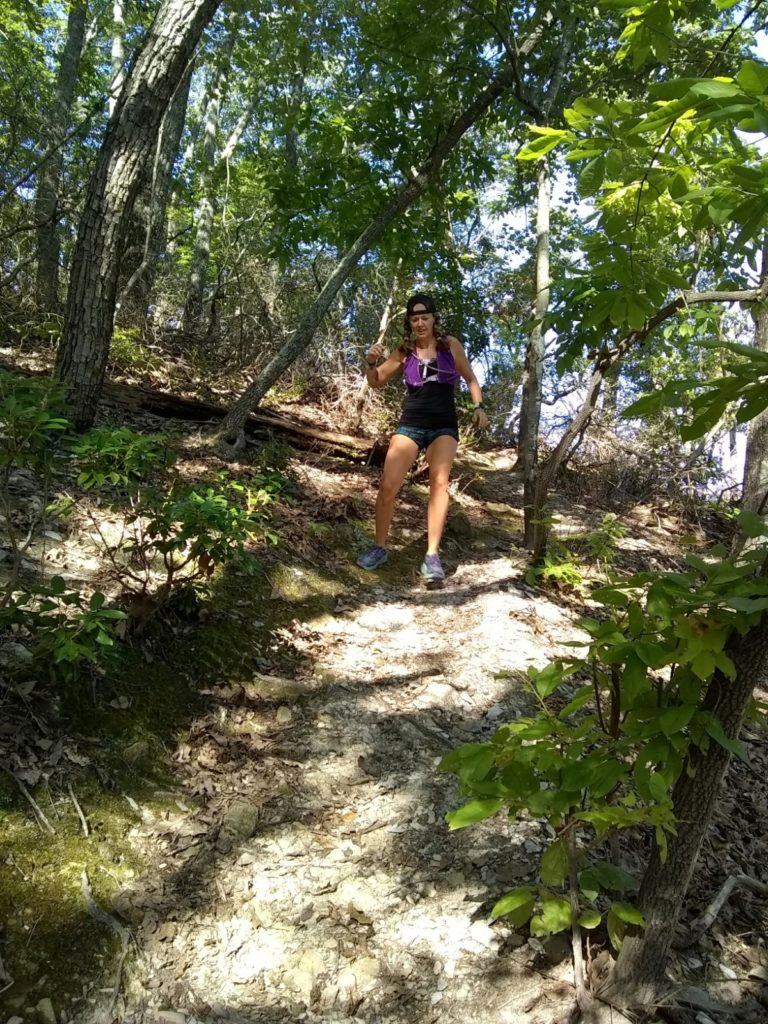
398,355,458,429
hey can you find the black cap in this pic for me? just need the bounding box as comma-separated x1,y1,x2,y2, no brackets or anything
406,293,437,315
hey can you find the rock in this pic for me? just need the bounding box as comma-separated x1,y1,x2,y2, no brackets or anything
6,1017,24,1024
352,956,381,990
430,991,444,1005
0,642,33,668
221,800,260,839
543,933,571,964
35,998,57,1024
123,739,150,764
276,705,293,724
156,1013,188,1024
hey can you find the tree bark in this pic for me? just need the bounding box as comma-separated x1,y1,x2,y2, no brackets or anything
218,18,551,444
109,0,126,119
517,15,573,550
117,63,194,320
602,614,768,1006
520,157,550,548
55,0,223,430
181,48,229,332
34,0,89,311
742,238,768,513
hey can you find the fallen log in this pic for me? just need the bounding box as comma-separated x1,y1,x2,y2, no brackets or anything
0,361,387,463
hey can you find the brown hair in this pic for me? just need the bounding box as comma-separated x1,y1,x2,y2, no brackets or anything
398,292,451,355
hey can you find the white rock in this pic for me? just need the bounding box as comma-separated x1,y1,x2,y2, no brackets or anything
35,999,57,1024
276,705,293,724
430,991,443,1005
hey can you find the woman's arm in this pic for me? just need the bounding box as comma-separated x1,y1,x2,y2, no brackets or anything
364,345,405,390
448,336,490,429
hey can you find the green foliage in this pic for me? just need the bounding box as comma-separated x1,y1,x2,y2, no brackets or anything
70,427,174,490
0,372,69,474
442,534,768,945
5,579,127,683
109,327,164,375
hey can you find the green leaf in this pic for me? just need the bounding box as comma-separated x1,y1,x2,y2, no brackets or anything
736,509,768,539
579,156,606,198
446,799,503,830
700,713,750,763
689,79,740,100
540,838,569,886
736,59,768,96
491,887,535,925
89,592,106,610
530,896,572,936
659,704,695,736
611,901,646,926
578,909,602,929
635,642,668,668
607,905,626,950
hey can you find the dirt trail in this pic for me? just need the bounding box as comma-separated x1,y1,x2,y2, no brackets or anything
84,458,591,1024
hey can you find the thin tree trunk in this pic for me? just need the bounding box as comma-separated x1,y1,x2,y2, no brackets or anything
109,0,126,119
742,237,768,512
602,613,768,1006
117,63,194,319
517,16,573,550
34,0,89,311
218,19,551,445
55,0,223,430
181,63,226,331
530,286,768,560
521,158,550,548
353,265,402,430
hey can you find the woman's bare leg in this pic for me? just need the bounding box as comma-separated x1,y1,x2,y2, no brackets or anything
425,434,458,554
375,434,420,546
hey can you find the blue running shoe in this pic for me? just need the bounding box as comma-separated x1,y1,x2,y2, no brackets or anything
357,544,388,570
420,553,445,580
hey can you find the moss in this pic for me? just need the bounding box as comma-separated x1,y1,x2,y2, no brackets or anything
0,543,363,1013
0,787,144,1015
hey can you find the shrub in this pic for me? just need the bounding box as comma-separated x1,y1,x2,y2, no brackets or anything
1,579,126,684
70,426,174,490
110,326,163,374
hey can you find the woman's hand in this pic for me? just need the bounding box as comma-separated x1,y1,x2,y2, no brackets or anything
365,343,385,366
472,406,490,431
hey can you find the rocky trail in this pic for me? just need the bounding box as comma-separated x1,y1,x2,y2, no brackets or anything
2,441,767,1024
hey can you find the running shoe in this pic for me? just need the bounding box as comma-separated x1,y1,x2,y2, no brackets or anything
419,553,445,580
357,545,388,570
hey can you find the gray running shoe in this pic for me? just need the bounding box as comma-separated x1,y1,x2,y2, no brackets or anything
419,553,445,580
357,544,388,570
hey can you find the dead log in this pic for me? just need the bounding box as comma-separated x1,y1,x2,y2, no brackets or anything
0,361,388,463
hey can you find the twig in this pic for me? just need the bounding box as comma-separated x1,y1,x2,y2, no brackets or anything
68,783,90,836
566,829,589,1012
81,869,130,1017
12,774,55,833
684,872,768,943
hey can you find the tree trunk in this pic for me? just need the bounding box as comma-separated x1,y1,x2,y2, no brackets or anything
218,19,551,444
353,265,401,431
520,158,550,548
529,286,768,560
109,0,126,119
742,240,768,512
602,614,768,1006
181,54,228,332
34,0,89,311
55,0,223,430
117,63,194,321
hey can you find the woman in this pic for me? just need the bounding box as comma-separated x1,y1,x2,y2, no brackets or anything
357,293,489,580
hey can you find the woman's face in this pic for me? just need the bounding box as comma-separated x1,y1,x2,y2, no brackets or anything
409,304,435,340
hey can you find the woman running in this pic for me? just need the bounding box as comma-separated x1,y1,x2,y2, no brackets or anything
357,293,489,580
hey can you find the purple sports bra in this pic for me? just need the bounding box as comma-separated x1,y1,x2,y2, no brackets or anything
402,346,460,389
